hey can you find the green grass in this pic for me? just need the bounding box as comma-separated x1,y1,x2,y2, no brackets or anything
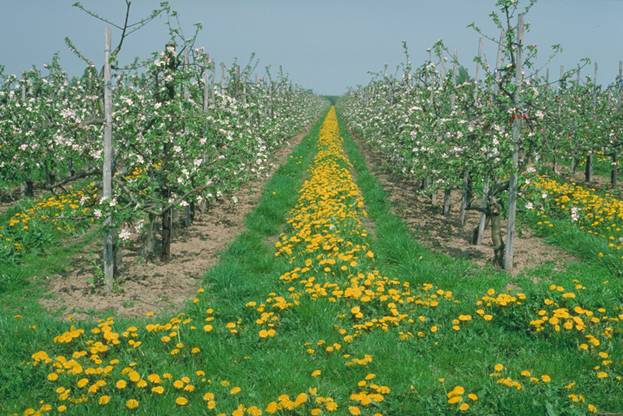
0,180,97,272
0,111,621,415
0,115,325,415
0,229,98,299
338,116,622,414
525,212,622,275
550,155,612,179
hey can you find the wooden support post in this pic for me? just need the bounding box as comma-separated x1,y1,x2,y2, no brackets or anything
442,190,451,216
183,49,192,229
553,64,564,174
503,14,524,271
475,182,488,245
545,67,550,86
570,65,581,175
160,42,177,261
458,172,470,226
613,61,623,187
439,54,447,80
618,60,623,108
203,54,210,112
183,49,190,101
236,65,242,100
445,59,458,218
475,32,503,243
460,39,484,225
450,55,458,108
586,62,597,183
103,27,115,292
210,62,216,97
473,37,484,101
19,79,35,197
576,65,581,85
220,62,226,93
492,31,505,94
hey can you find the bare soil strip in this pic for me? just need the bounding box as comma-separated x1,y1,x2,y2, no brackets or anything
40,129,309,319
353,135,573,275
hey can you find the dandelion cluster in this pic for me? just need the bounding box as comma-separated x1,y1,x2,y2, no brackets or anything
0,185,97,260
14,109,623,415
528,177,623,260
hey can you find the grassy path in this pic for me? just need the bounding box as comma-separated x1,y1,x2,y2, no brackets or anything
3,108,622,415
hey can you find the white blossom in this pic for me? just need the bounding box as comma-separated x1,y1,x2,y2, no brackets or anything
119,228,132,241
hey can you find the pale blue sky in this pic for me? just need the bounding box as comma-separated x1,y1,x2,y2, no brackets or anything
2,1,623,95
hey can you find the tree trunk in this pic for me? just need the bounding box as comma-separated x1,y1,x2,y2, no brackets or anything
490,196,505,268
45,164,56,187
459,172,472,226
114,239,123,276
552,155,557,174
161,205,172,261
474,181,489,245
442,189,451,216
184,207,191,227
43,156,56,187
585,154,592,183
142,214,158,259
472,215,489,245
611,153,618,188
158,42,177,261
68,159,76,177
22,180,34,198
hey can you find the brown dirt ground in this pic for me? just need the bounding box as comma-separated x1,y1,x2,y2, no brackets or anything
353,137,574,275
40,129,309,320
547,161,623,192
0,186,21,204
566,169,618,191
0,201,12,215
0,187,24,215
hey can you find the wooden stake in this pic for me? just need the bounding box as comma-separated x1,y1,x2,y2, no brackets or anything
576,65,581,85
220,62,226,93
183,49,190,101
545,67,550,86
473,37,484,101
553,64,564,174
210,62,216,97
20,79,35,197
445,58,457,218
203,55,210,112
618,61,623,110
450,54,458,109
503,13,524,271
160,42,177,261
103,27,115,292
586,62,597,182
183,48,192,229
613,62,622,187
